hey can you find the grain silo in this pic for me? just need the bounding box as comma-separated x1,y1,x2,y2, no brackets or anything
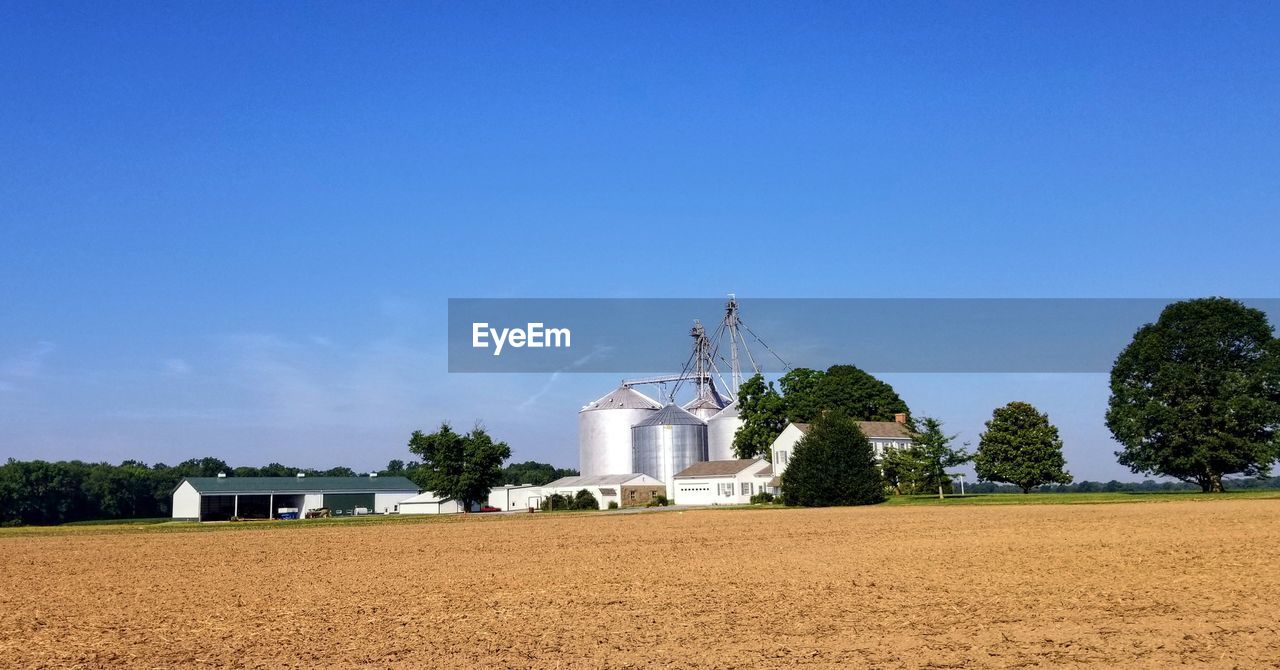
578,385,661,477
631,403,708,498
682,383,727,420
706,401,743,461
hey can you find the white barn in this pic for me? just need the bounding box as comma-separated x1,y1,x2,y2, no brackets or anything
672,458,773,506
172,475,421,521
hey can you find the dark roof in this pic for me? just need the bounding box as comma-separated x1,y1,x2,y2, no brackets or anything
634,403,706,427
182,476,419,494
673,459,764,478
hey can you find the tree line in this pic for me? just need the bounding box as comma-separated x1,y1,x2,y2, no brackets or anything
0,453,577,526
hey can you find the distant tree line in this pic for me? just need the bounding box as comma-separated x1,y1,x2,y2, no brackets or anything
1,453,575,526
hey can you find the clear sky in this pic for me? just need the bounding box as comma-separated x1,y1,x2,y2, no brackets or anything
2,2,1278,481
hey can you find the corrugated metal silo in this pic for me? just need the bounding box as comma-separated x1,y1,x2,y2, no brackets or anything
631,404,708,497
578,386,661,477
706,401,744,461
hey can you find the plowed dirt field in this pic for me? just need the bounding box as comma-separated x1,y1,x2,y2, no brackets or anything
2,499,1278,669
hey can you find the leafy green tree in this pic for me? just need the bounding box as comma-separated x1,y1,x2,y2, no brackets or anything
912,417,970,499
781,412,886,507
811,365,910,423
499,460,578,486
407,422,512,511
382,459,406,475
974,402,1072,493
736,366,910,459
1107,297,1280,492
734,374,788,459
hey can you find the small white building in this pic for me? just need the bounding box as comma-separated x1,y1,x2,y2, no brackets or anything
398,491,473,515
542,473,665,509
487,484,543,511
769,414,914,491
672,458,773,506
171,475,421,521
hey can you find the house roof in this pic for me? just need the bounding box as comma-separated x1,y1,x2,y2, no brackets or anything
182,476,419,494
787,421,912,439
755,464,773,477
545,474,651,487
673,459,765,478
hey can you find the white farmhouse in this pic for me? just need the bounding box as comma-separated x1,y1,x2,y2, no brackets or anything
672,458,773,506
768,413,914,491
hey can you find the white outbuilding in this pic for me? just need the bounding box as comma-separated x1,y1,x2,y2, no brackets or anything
672,458,773,506
398,491,474,515
487,484,543,511
171,475,421,521
768,414,915,492
541,473,665,509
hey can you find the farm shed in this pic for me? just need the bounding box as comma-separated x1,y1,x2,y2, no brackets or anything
172,475,420,521
672,459,773,506
487,484,543,511
398,491,479,515
542,473,664,509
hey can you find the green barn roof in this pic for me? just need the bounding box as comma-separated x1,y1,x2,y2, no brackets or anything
182,476,419,494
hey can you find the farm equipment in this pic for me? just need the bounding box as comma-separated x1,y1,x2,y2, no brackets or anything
304,508,331,519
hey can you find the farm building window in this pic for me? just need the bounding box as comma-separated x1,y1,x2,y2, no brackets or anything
741,482,752,495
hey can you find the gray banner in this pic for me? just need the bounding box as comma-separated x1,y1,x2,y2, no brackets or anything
447,298,1280,373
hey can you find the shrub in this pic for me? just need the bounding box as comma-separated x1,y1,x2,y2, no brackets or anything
572,489,599,510
607,501,619,510
781,411,886,507
540,493,571,511
749,491,775,504
645,494,670,508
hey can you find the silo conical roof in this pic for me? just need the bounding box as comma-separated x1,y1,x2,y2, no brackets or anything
708,400,739,421
634,403,707,427
581,386,662,412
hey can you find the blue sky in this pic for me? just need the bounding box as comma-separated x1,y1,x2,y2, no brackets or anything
2,2,1278,480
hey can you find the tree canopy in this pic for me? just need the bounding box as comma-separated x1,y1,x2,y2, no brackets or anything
498,460,579,486
780,412,886,507
735,365,910,459
882,417,969,497
407,422,512,510
974,402,1072,493
1107,297,1280,492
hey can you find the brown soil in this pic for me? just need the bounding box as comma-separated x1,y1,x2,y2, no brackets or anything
2,500,1278,669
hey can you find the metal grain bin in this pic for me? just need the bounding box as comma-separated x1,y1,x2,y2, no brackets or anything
631,404,708,496
578,386,661,477
706,401,744,462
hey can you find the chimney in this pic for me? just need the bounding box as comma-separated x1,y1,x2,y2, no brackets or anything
217,473,227,478
369,472,378,478
894,413,907,424
296,473,306,478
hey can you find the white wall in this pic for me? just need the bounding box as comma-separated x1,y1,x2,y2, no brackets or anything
674,462,769,506
400,499,465,515
770,424,807,479
374,491,419,514
171,481,201,520
542,485,620,510
488,485,542,511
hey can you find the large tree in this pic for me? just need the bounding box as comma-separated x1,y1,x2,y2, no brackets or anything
780,412,885,507
1107,297,1280,492
974,402,1071,493
734,374,789,459
407,422,512,510
736,365,910,458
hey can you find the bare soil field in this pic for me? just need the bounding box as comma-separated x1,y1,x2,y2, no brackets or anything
2,499,1278,669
